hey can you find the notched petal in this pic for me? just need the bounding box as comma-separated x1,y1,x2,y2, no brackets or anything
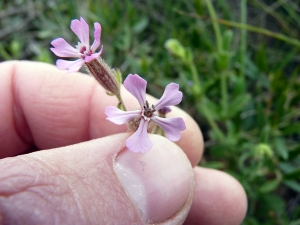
126,119,152,153
105,106,140,125
56,59,85,72
123,74,147,107
93,22,101,42
70,17,90,46
151,117,186,142
50,38,78,58
154,83,183,110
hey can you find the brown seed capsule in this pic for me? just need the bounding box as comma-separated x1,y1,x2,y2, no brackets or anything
85,57,120,95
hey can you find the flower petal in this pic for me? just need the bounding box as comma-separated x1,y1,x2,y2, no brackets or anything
105,106,140,125
70,17,89,46
158,106,172,114
90,22,101,52
56,59,85,72
154,83,183,110
123,74,146,107
126,119,152,153
85,46,103,63
50,38,78,58
151,116,186,142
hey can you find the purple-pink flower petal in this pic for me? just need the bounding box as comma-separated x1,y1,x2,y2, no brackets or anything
56,59,85,73
70,17,89,46
85,46,103,63
124,74,147,107
90,22,101,52
105,106,140,125
158,106,172,114
126,119,152,153
151,116,186,142
154,83,183,110
50,38,78,58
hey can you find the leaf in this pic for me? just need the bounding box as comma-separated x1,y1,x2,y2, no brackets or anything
290,218,300,225
132,17,149,34
281,123,300,135
226,94,250,118
202,161,225,169
258,179,280,193
274,137,289,160
289,145,300,159
284,180,300,192
257,193,285,214
279,162,296,173
198,97,222,120
283,168,300,180
254,44,268,72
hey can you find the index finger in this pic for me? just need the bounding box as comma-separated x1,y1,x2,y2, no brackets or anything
0,60,203,165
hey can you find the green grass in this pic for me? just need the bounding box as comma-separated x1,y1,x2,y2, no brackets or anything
1,0,300,224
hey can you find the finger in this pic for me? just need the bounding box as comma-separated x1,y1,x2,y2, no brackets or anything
185,167,247,225
0,134,194,224
0,60,203,166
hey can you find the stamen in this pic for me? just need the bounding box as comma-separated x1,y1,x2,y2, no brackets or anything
151,104,156,112
80,46,87,54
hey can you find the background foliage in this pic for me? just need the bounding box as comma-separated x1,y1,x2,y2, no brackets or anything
1,0,299,224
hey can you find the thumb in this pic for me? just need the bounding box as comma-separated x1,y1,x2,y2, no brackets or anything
0,133,194,225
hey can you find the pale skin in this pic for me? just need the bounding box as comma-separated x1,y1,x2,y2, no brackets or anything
0,61,247,224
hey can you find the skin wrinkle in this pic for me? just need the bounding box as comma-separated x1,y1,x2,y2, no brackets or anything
3,62,50,152
0,157,86,224
87,78,102,140
11,62,33,147
20,143,137,223
29,91,83,146
68,187,85,222
22,67,50,148
0,62,31,157
34,157,86,222
0,157,66,197
18,155,63,178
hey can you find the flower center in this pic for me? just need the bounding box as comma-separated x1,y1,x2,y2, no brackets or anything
142,100,156,121
76,42,93,59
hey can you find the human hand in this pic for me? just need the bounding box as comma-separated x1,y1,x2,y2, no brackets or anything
0,61,247,224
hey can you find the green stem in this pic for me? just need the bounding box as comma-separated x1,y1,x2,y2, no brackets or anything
189,62,202,96
203,0,229,119
240,0,247,77
116,94,127,111
199,100,225,141
174,9,300,48
220,71,228,117
203,0,223,53
218,19,300,48
188,56,225,141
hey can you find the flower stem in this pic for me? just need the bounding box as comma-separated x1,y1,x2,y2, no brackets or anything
189,61,202,96
174,9,300,48
203,0,223,53
220,71,228,117
240,0,247,78
197,99,225,141
187,56,225,141
116,94,127,111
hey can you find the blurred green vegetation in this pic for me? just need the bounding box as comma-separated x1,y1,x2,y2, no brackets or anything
1,0,300,224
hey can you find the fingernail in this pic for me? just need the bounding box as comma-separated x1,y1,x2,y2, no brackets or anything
114,135,194,224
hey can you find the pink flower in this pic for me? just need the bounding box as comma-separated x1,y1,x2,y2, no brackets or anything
50,17,103,72
105,74,186,153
